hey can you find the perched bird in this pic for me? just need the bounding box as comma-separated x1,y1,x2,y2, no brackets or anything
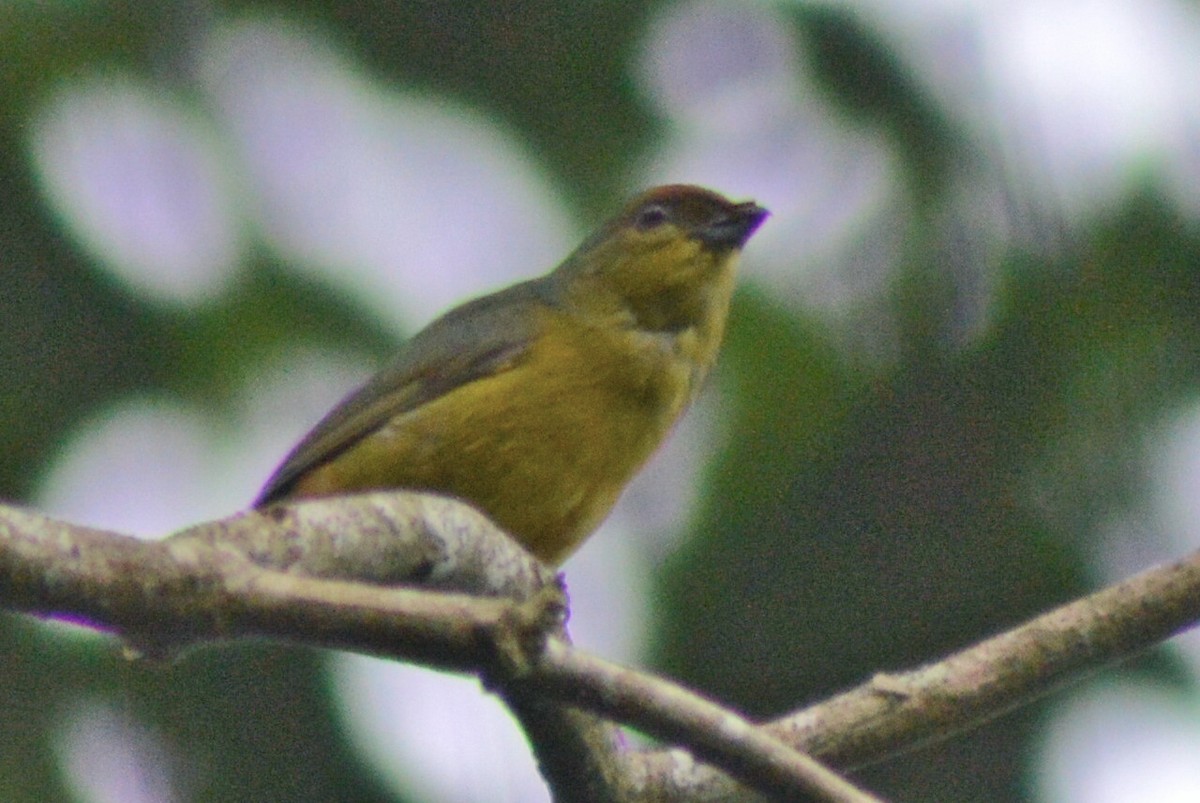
254,185,768,566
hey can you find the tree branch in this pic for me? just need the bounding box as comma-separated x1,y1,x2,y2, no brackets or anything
529,642,879,802
0,496,869,801
630,548,1200,800
772,547,1200,766
3,496,1199,800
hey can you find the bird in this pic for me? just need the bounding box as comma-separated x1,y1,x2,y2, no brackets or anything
254,184,768,566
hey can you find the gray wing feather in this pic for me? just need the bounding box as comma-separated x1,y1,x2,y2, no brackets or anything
253,278,552,506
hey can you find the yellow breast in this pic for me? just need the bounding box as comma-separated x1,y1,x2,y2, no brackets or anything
292,306,702,564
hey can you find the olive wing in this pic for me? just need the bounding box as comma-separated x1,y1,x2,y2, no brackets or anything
253,280,549,506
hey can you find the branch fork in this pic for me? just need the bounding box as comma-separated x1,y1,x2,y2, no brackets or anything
3,491,1200,801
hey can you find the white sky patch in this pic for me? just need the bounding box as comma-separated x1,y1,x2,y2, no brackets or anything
638,0,802,136
637,0,902,316
1137,403,1200,676
612,388,724,562
28,76,243,306
1148,403,1200,560
334,659,551,803
55,699,181,803
841,0,1200,223
35,349,375,538
224,347,377,506
980,0,1200,221
196,17,576,333
36,399,224,538
1035,682,1200,803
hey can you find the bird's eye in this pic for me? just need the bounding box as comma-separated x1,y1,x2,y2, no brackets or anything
635,204,669,230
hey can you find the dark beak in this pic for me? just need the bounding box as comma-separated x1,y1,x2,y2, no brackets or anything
698,202,770,250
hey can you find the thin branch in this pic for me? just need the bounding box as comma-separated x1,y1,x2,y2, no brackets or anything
771,547,1200,767
499,687,632,803
628,548,1200,800
531,642,881,802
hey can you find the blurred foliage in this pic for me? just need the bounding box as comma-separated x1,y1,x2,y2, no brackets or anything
2,1,1199,801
